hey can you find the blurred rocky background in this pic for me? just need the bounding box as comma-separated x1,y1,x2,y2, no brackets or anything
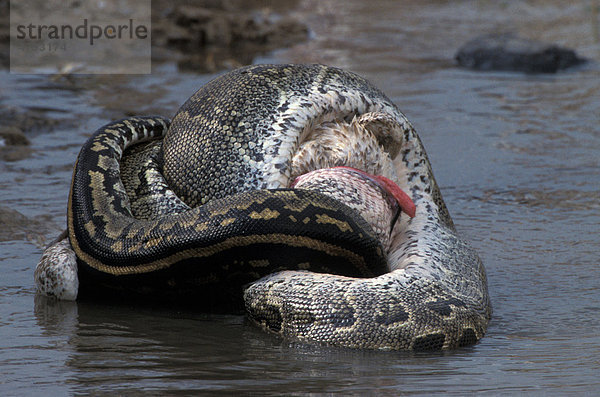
0,0,309,73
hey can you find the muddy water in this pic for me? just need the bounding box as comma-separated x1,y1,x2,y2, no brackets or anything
1,0,599,394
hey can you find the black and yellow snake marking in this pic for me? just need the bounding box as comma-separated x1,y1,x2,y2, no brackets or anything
68,116,389,305
37,64,491,350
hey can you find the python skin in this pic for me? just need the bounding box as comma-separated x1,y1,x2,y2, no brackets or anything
35,64,491,350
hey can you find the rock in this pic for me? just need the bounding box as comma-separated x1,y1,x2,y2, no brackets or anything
0,205,58,245
0,126,30,146
151,1,309,73
0,107,62,161
455,33,586,73
0,0,309,73
0,126,32,161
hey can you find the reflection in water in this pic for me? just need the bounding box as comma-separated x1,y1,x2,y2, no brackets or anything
34,295,79,335
34,296,474,394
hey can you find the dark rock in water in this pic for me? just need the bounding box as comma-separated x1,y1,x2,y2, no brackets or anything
0,126,29,146
0,205,58,245
0,107,63,161
0,126,32,161
455,33,586,73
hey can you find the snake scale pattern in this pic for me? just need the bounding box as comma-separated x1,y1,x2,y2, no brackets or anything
36,64,491,350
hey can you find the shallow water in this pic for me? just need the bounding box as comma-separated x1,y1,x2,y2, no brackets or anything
1,0,599,394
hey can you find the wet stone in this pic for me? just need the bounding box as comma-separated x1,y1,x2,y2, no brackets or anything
0,205,58,244
0,127,31,162
151,0,309,73
455,33,586,73
0,126,30,146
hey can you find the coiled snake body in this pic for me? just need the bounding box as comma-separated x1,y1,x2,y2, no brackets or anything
36,64,491,350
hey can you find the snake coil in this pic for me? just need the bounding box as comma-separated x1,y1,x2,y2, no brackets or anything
37,64,491,350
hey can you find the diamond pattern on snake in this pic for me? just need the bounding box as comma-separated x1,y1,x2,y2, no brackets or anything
35,64,491,350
